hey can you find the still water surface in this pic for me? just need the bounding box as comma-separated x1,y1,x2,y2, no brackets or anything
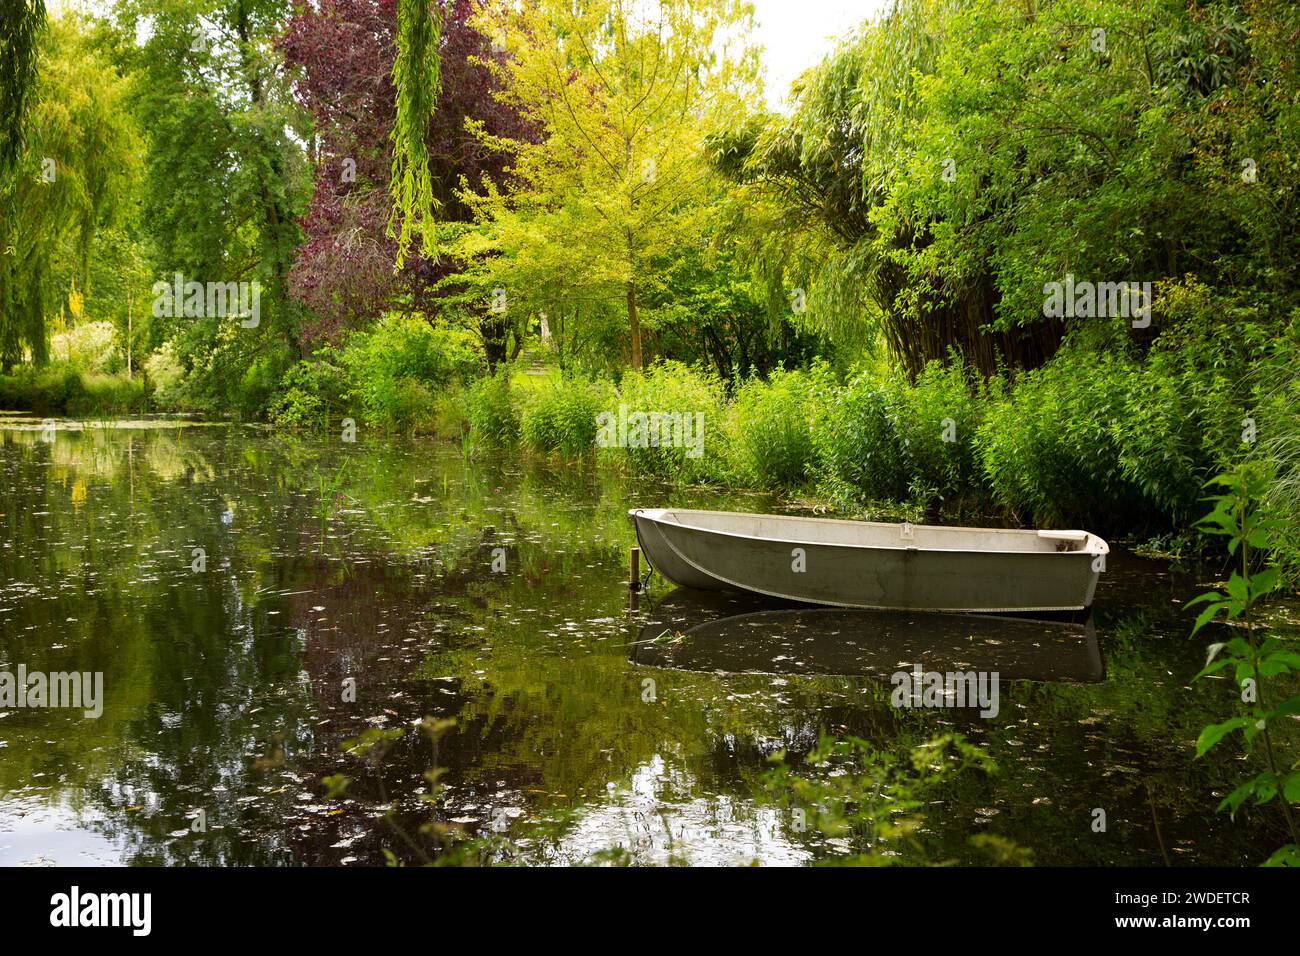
0,419,1293,865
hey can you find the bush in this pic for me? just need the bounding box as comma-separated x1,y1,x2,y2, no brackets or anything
520,378,609,459
268,351,349,428
1111,281,1272,525
726,366,826,489
896,361,985,507
466,370,521,448
606,361,728,483
813,361,983,508
50,321,119,373
264,318,484,433
143,341,186,409
814,373,911,503
976,349,1148,530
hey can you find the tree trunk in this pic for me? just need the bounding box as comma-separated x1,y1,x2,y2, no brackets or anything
626,280,642,371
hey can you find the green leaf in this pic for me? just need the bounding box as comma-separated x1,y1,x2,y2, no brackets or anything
1217,779,1257,818
1284,772,1300,804
1250,567,1281,598
1190,603,1223,637
1195,716,1250,758
1262,845,1300,867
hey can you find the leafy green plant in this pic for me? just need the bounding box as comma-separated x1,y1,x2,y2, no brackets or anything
337,316,482,432
268,350,349,429
519,378,607,460
466,369,520,449
608,361,728,484
813,361,983,512
1187,463,1300,866
726,366,824,490
976,349,1148,530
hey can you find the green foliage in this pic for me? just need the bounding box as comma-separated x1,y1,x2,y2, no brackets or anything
725,366,827,490
389,0,443,268
1,14,138,368
1186,463,1300,865
268,350,349,428
141,340,184,409
977,349,1148,530
0,364,145,415
466,369,520,448
815,360,984,512
519,378,608,460
0,0,45,179
606,361,728,483
50,320,119,372
336,316,481,432
1255,320,1300,582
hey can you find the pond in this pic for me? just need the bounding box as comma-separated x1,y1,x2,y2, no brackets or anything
0,417,1293,866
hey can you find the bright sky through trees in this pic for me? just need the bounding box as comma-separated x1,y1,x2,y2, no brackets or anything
749,0,888,110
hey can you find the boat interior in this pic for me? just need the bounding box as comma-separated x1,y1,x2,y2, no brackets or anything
638,508,1108,555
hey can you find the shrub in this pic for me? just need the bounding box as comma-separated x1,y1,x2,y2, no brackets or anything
726,366,826,489
143,341,186,409
1253,319,1300,581
337,316,482,431
975,349,1148,530
520,378,609,459
50,321,119,373
895,361,985,507
268,351,349,428
814,363,984,509
606,361,728,483
466,370,520,448
814,372,910,503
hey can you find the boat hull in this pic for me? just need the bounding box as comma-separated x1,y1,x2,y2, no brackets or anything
630,509,1106,613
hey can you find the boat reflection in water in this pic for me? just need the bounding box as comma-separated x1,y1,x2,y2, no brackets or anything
630,588,1103,683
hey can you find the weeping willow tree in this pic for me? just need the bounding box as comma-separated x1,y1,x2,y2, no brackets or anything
0,0,45,178
0,0,47,366
0,14,137,369
388,0,443,269
710,0,1072,379
712,0,1068,380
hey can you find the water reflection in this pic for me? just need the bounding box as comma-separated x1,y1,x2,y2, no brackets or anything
632,589,1104,683
0,422,1294,867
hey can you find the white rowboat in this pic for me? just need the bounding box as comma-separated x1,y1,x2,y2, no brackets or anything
629,509,1108,612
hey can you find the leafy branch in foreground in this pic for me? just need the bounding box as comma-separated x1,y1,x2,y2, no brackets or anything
1187,463,1300,866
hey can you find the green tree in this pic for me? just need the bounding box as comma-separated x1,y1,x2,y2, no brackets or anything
114,0,311,411
0,13,137,369
465,0,759,370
